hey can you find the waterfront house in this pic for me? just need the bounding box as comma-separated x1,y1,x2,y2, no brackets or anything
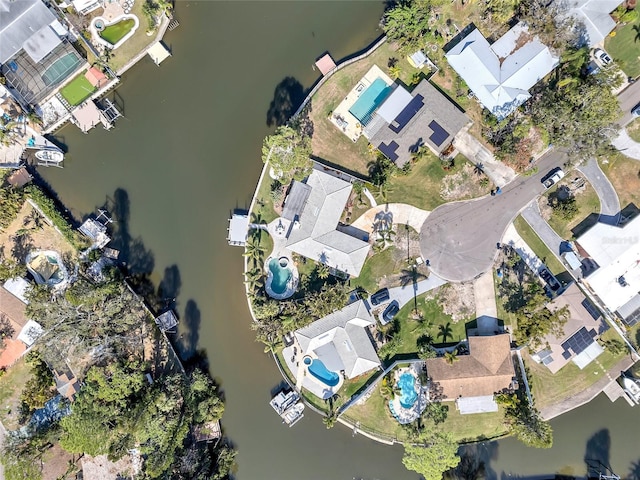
445,23,559,120
0,0,85,108
425,334,515,414
289,300,380,399
575,215,640,327
367,79,470,166
530,283,608,373
283,168,371,277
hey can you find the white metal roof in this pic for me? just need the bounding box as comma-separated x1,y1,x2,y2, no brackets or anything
565,0,623,47
3,277,30,304
0,0,57,64
17,319,43,346
376,85,412,124
445,23,558,119
571,341,604,369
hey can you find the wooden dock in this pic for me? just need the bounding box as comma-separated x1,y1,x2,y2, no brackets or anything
168,18,180,31
603,379,634,406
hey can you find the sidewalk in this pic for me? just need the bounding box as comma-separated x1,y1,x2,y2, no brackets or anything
501,223,546,275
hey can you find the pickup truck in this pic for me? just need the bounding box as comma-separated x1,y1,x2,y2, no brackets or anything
542,168,565,189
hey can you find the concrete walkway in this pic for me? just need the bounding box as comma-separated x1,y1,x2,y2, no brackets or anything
501,223,546,275
521,201,564,257
612,129,640,161
351,203,430,234
387,274,447,311
473,271,498,319
453,125,517,187
362,187,378,207
577,158,620,225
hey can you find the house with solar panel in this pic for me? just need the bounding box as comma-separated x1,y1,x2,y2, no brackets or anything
445,22,559,120
530,283,609,373
0,0,85,110
575,215,640,328
329,64,470,167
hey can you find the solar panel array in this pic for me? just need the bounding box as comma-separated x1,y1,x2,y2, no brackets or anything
622,306,640,327
389,95,424,133
378,141,399,162
581,298,601,320
537,349,554,366
428,120,450,147
561,326,595,357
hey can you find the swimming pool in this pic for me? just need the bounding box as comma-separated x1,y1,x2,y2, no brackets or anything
268,257,292,295
397,372,418,409
349,77,392,126
308,359,340,387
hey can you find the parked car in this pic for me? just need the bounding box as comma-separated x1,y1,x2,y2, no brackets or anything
593,48,612,67
370,288,390,306
538,267,561,292
381,301,399,325
542,167,565,189
632,103,640,117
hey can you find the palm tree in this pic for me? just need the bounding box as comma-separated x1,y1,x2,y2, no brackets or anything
389,65,401,80
473,163,484,175
438,322,453,344
316,263,330,280
323,410,338,429
444,348,459,365
243,240,265,269
400,265,428,313
244,268,265,290
633,24,640,42
262,337,280,355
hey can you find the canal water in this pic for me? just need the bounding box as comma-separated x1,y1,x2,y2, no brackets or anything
40,2,639,479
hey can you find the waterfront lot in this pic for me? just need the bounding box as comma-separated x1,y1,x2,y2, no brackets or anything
605,17,640,78
523,329,627,411
343,382,508,443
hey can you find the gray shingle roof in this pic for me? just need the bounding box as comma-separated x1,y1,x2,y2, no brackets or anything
295,300,380,379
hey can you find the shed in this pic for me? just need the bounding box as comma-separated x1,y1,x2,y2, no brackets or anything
85,67,108,88
407,50,428,69
315,53,336,76
6,167,33,188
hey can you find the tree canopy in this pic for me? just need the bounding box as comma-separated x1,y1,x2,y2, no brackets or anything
261,125,312,184
513,284,568,350
402,431,460,480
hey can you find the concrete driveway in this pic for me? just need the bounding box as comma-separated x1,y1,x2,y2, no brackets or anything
612,129,640,161
520,201,564,257
419,149,567,282
616,79,640,126
577,157,620,224
386,274,447,311
351,203,430,234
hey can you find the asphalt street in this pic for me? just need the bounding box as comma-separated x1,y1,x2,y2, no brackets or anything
419,150,567,282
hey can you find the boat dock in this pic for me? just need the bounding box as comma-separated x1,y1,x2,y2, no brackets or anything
227,211,250,246
270,388,305,427
603,379,635,406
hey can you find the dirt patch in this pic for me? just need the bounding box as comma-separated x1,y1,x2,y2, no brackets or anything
42,444,77,480
537,172,590,221
440,161,491,201
82,454,135,480
0,201,77,264
422,282,475,322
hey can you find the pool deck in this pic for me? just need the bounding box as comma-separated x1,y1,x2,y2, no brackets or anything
389,365,427,424
330,64,394,142
283,345,343,399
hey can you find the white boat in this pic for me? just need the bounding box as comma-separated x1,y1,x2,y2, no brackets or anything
270,388,305,426
282,402,305,427
35,149,64,164
622,376,640,405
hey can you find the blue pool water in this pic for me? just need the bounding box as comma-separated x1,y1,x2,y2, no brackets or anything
268,258,292,295
397,372,418,409
349,77,392,126
308,359,340,387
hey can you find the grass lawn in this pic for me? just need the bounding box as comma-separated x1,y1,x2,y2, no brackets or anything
377,154,470,211
605,17,640,78
0,357,32,430
599,153,640,212
351,247,407,293
100,18,135,45
344,384,508,444
543,180,600,240
524,329,627,410
394,293,468,356
59,72,96,106
513,215,567,276
626,118,640,143
252,169,279,225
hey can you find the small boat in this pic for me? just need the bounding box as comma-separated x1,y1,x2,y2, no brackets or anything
270,387,305,427
35,149,64,164
621,376,640,405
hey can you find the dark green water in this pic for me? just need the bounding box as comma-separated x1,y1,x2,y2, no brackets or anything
41,2,640,479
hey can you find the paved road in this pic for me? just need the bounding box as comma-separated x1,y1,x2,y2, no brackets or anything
577,157,620,224
419,150,567,282
616,79,640,126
